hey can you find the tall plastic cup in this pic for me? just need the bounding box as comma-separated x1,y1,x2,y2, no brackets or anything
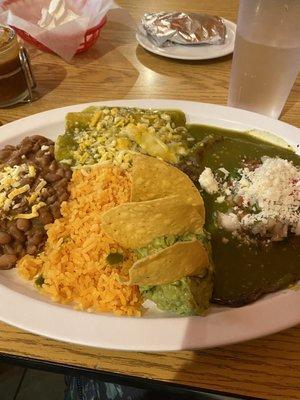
228,0,300,119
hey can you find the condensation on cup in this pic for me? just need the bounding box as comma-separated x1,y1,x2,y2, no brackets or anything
228,0,300,119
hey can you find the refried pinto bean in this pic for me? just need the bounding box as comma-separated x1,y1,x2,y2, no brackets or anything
0,231,11,245
47,194,57,204
27,245,37,255
8,225,25,242
16,218,31,232
0,254,17,269
0,135,72,270
44,172,61,183
38,207,54,225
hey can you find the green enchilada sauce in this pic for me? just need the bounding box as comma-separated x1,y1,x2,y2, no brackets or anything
187,124,300,306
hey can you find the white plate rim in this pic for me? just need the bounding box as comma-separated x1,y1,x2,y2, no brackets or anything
0,99,299,352
136,19,236,60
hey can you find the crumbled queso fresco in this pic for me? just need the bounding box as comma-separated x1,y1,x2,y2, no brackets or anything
198,157,300,241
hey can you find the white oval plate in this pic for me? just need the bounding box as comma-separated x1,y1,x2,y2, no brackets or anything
0,99,299,351
136,19,236,60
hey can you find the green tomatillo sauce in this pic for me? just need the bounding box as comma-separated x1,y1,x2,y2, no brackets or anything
180,124,300,306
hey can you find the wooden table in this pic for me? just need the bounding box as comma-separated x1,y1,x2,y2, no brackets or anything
0,1,300,399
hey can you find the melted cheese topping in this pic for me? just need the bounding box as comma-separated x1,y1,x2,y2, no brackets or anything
15,202,46,219
0,164,47,219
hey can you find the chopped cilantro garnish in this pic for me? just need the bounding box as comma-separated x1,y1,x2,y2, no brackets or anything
106,252,124,265
35,275,44,287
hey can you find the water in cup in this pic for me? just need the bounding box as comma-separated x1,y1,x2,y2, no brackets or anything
229,33,300,118
228,0,300,119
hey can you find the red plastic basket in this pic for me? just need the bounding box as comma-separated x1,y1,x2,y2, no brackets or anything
12,16,107,55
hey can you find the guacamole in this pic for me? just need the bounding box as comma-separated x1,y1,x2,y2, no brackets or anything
140,273,213,316
134,232,210,259
136,232,213,316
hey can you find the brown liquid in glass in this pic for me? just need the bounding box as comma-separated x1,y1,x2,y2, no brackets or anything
0,26,28,107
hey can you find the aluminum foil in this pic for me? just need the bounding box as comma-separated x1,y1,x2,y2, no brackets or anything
140,12,226,47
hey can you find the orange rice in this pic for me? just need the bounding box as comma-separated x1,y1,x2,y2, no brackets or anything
17,164,142,316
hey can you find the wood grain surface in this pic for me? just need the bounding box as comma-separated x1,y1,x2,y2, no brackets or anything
0,1,299,399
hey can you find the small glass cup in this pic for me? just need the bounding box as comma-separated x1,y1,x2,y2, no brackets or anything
0,24,36,108
228,0,300,119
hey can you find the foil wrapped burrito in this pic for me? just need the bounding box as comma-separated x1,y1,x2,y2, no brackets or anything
140,12,226,47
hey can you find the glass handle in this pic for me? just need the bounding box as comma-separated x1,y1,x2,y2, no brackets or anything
19,47,36,102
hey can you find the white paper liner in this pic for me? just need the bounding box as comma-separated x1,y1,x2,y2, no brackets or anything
0,0,113,60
